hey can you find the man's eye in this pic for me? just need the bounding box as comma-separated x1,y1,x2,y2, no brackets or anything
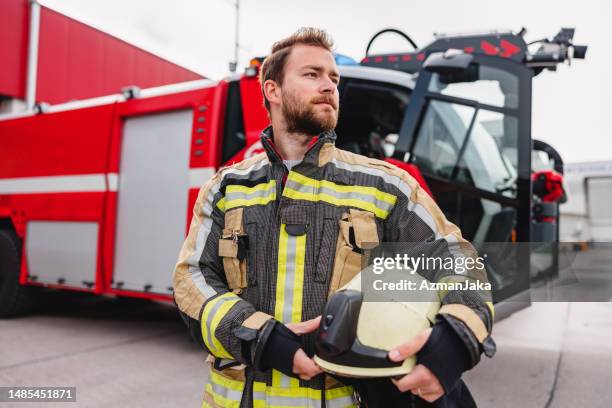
305,72,317,78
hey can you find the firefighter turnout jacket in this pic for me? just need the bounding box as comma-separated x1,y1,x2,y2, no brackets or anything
173,127,495,408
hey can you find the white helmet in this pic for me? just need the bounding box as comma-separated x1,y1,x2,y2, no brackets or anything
314,271,440,378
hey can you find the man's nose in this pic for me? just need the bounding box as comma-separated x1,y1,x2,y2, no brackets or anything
319,76,336,94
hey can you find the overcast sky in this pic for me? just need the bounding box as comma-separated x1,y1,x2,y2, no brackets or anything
40,0,611,164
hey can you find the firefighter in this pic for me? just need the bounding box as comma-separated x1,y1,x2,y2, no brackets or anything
173,27,495,408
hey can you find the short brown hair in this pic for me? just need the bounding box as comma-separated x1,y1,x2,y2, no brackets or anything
259,27,334,113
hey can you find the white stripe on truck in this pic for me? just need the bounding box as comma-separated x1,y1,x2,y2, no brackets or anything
0,168,215,194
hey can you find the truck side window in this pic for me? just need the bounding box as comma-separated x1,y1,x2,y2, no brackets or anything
414,70,520,199
222,81,246,164
335,80,410,159
412,101,475,180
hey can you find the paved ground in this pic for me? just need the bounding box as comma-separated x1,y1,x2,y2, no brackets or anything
464,302,612,408
0,296,208,408
1,248,611,407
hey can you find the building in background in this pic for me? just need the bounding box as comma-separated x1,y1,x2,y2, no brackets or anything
561,161,612,242
0,0,203,114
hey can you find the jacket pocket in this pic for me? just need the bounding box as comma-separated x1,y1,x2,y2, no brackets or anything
219,207,249,294
328,209,379,296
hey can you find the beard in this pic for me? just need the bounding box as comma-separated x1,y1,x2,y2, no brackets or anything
281,90,339,135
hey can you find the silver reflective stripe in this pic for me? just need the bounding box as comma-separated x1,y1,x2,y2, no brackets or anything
278,232,298,389
186,157,270,299
282,234,298,324
327,394,357,408
225,185,276,202
331,158,406,193
333,157,476,290
410,202,440,239
189,266,217,299
188,207,217,298
277,372,292,389
208,157,270,201
333,158,445,239
284,179,394,214
252,391,317,407
219,157,270,181
251,390,356,407
204,296,235,351
208,381,244,403
443,233,467,262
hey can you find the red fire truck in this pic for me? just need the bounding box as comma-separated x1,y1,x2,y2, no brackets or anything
0,28,586,318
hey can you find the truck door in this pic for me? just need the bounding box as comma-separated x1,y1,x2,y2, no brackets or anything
394,54,534,312
105,86,220,298
219,76,270,165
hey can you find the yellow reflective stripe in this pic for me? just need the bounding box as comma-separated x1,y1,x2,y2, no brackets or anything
216,197,226,212
253,382,322,398
289,376,300,389
201,292,241,359
226,180,275,194
289,172,396,205
224,181,276,210
210,299,240,358
224,192,276,210
204,370,244,408
274,226,289,322
275,367,299,389
291,233,306,324
272,226,289,388
321,180,396,206
252,382,356,407
325,385,354,399
252,400,266,408
284,187,391,219
209,370,244,392
215,181,276,212
205,383,241,408
272,224,307,389
486,301,495,319
285,171,397,218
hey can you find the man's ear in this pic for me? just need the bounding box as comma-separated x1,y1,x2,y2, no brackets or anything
263,79,281,107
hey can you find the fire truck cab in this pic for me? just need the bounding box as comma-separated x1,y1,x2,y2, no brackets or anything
0,28,586,318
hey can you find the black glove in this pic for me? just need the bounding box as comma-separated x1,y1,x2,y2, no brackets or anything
416,318,473,393
260,322,303,377
234,318,301,376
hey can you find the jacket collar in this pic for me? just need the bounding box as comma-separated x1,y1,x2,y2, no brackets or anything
260,125,336,167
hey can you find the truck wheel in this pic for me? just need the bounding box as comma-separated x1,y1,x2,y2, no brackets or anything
0,229,34,317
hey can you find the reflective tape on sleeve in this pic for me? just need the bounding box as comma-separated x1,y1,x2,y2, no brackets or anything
201,292,242,359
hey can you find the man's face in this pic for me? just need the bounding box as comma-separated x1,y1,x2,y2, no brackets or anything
278,44,340,135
